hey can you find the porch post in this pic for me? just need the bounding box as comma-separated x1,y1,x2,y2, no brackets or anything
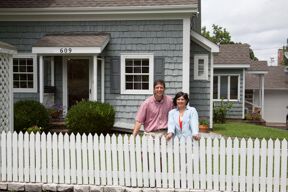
261,75,265,117
39,55,44,103
258,75,261,110
51,56,55,86
101,58,105,103
93,55,97,101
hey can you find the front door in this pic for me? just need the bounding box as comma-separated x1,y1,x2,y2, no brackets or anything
67,58,90,108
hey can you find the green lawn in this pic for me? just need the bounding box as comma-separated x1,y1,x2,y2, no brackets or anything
212,122,288,140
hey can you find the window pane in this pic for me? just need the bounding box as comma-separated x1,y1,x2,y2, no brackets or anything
134,75,141,82
126,75,133,82
126,59,133,66
142,59,149,66
134,83,142,89
27,81,33,88
13,65,18,72
134,59,141,66
19,65,26,72
126,83,133,89
13,74,19,81
230,76,238,99
26,58,33,66
198,59,204,65
220,76,228,99
27,74,33,81
142,75,149,82
142,67,149,73
13,81,19,88
19,59,26,66
20,81,27,88
213,76,218,99
198,63,204,76
126,67,133,73
134,67,141,73
142,83,149,89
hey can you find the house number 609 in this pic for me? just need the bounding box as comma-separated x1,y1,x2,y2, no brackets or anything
60,48,72,53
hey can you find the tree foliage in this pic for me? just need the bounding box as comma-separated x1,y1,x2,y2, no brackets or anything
201,24,233,44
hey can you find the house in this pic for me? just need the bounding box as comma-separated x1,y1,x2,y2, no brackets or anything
246,61,288,125
213,44,251,119
0,0,219,131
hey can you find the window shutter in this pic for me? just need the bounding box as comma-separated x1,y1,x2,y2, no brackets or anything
154,57,164,81
110,57,120,94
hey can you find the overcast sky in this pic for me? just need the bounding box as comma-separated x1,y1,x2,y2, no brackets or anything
202,0,288,65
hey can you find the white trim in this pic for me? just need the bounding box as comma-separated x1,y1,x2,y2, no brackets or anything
194,54,209,80
247,71,268,74
93,55,97,101
182,17,191,93
32,47,103,54
0,6,197,21
242,69,245,119
39,56,44,103
100,58,105,103
0,47,17,55
63,57,68,115
214,64,250,69
12,53,38,93
9,55,14,131
120,53,154,95
191,31,219,53
51,56,55,86
209,53,214,129
213,74,240,101
261,75,265,117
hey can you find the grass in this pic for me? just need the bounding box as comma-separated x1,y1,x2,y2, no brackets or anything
213,122,288,140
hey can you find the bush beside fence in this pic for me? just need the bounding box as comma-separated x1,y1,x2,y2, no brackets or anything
0,132,287,192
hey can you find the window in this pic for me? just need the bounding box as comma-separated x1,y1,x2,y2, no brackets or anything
121,54,154,94
13,54,37,92
194,54,208,80
213,75,239,100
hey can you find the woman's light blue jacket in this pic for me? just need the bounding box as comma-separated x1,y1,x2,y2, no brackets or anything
167,106,199,138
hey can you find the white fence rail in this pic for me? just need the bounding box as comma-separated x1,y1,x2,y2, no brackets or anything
0,132,287,192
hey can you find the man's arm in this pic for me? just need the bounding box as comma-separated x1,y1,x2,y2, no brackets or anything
132,121,142,136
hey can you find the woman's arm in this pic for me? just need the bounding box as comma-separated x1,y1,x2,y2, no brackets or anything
190,108,200,140
166,110,175,140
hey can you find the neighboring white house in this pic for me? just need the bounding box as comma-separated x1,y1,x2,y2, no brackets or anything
246,61,288,125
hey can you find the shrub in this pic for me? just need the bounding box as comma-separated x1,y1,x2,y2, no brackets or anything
245,112,262,121
14,100,49,132
65,100,115,134
199,119,209,126
213,99,233,124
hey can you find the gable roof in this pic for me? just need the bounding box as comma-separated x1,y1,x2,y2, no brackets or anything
0,0,198,8
246,61,288,90
214,44,251,68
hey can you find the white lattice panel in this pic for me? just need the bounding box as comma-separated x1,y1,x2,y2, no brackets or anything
0,53,12,131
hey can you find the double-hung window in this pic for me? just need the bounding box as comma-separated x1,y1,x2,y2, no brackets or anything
13,54,37,92
213,75,239,100
194,54,208,80
121,54,154,94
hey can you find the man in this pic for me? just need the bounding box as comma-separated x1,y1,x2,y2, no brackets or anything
132,79,173,137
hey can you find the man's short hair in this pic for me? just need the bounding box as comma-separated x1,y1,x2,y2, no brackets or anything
153,79,165,89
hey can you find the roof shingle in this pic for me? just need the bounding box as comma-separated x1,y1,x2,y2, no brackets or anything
214,44,251,65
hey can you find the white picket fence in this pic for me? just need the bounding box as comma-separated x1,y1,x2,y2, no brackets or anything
0,132,287,192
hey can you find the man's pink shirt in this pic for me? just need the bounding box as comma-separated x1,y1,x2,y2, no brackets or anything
136,95,173,132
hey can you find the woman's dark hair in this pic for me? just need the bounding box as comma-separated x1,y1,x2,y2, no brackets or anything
153,79,165,89
173,91,189,106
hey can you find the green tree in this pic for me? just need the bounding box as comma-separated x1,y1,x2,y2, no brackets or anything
201,24,233,44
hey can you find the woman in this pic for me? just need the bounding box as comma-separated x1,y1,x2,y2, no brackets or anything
166,92,200,140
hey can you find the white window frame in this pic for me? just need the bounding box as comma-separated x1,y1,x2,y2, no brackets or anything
13,53,38,93
213,74,240,101
194,54,209,80
120,53,154,95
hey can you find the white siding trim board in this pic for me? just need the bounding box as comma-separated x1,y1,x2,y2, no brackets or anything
182,17,191,93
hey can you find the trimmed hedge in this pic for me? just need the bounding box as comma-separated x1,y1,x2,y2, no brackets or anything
65,101,115,134
14,100,49,132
